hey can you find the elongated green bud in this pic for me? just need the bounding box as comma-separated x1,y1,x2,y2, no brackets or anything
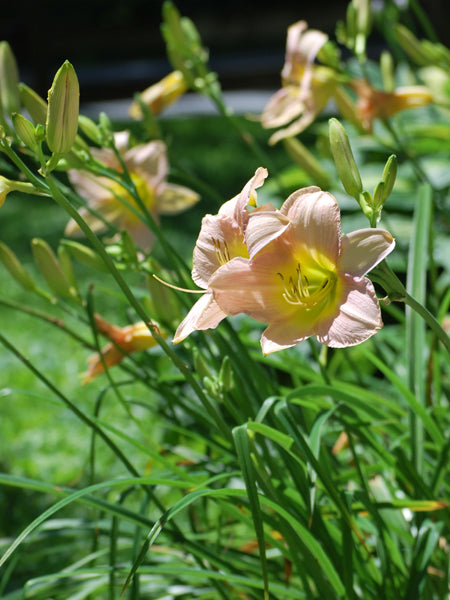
219,355,234,393
0,242,36,290
380,51,395,93
380,154,397,200
31,238,77,299
46,61,79,154
78,114,102,144
60,240,109,272
18,83,48,125
12,113,39,153
57,244,77,289
328,118,362,198
0,42,20,115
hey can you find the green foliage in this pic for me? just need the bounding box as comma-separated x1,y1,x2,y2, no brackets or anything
0,1,449,599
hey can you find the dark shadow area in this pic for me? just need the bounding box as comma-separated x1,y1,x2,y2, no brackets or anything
2,0,447,103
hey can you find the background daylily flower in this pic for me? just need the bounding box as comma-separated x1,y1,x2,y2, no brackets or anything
209,186,395,354
82,314,161,383
65,131,199,250
173,167,270,342
261,21,338,144
351,79,434,132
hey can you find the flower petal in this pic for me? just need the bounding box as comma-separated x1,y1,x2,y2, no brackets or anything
245,209,290,258
281,187,341,266
339,228,395,276
173,292,227,343
124,140,168,189
219,167,268,229
316,275,382,347
156,183,200,215
211,254,298,323
192,214,246,288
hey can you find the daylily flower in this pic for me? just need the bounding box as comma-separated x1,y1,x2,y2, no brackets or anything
207,186,395,354
65,131,200,250
173,167,271,343
129,70,188,119
261,21,338,144
351,79,434,132
82,314,161,383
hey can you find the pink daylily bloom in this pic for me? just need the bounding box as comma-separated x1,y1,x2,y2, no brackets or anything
209,186,395,354
261,21,337,144
173,167,270,343
65,131,199,251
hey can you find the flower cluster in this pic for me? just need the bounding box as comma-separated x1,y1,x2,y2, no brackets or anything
174,169,395,353
261,21,434,142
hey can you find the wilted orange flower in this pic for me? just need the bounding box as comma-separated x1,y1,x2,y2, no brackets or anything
352,79,434,132
65,131,199,251
82,314,161,384
129,70,188,119
261,21,338,144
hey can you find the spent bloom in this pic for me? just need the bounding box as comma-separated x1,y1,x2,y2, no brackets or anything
82,314,160,383
173,167,271,343
175,181,395,354
351,79,434,132
65,131,199,250
261,21,338,144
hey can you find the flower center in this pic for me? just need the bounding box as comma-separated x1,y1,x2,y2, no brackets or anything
212,237,248,266
278,262,335,308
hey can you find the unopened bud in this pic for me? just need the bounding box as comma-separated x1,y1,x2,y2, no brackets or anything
380,51,395,93
31,238,77,299
0,41,20,115
395,24,436,66
57,244,78,289
19,83,48,125
78,114,102,144
0,242,36,290
60,239,109,272
219,355,234,393
46,61,79,154
328,118,362,198
380,154,397,201
12,113,39,153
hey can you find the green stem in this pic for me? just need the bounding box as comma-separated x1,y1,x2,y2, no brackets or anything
45,174,232,443
404,292,450,354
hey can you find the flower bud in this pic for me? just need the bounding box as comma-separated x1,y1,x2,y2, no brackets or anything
78,114,102,144
19,83,48,125
31,238,78,299
46,61,79,154
11,113,39,153
380,51,395,93
328,118,362,198
60,239,109,272
380,154,397,201
0,41,21,115
57,244,78,289
0,241,36,290
394,25,436,66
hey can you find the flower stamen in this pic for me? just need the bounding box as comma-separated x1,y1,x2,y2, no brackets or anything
280,263,334,307
212,238,231,265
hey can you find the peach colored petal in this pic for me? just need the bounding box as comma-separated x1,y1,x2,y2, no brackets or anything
245,210,290,258
219,167,268,229
124,140,168,189
192,214,244,288
211,254,298,323
261,88,305,129
281,187,341,265
156,183,200,215
173,292,227,343
316,275,382,347
339,229,395,276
